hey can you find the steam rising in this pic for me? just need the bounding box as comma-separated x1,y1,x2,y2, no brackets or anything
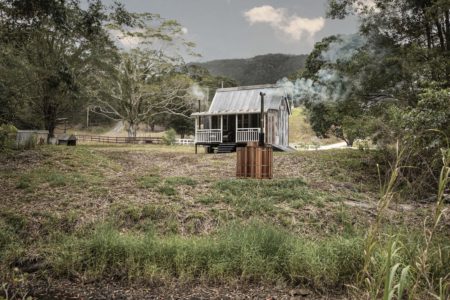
277,34,366,104
321,34,366,63
190,84,206,100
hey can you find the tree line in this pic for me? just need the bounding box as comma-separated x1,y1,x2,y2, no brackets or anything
0,0,235,139
299,0,449,198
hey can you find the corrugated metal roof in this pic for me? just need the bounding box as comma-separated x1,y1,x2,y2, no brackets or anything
207,84,287,114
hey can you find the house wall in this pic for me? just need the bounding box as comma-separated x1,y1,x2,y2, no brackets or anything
278,101,289,147
265,101,289,147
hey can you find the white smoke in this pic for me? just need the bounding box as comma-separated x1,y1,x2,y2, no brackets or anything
321,34,366,63
190,84,206,100
277,34,366,105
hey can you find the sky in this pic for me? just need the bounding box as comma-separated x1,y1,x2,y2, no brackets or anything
103,0,359,62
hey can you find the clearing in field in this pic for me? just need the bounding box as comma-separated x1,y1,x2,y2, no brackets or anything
1,144,448,299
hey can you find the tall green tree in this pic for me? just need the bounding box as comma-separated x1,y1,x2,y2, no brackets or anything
327,0,450,88
0,0,119,138
311,0,450,196
89,9,199,137
90,50,197,137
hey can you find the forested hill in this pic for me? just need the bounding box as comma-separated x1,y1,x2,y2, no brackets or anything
191,53,307,85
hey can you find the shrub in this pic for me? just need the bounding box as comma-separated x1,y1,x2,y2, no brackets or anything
0,124,17,150
162,128,177,145
376,88,450,198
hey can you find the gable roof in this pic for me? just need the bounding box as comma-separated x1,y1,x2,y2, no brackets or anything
192,84,291,116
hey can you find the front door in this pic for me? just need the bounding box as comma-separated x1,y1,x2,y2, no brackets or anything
223,115,236,142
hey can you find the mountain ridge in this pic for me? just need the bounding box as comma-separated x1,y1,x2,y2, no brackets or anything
190,53,307,86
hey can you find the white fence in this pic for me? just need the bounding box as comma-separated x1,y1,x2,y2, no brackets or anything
195,128,261,143
236,128,260,143
176,138,194,145
195,129,222,143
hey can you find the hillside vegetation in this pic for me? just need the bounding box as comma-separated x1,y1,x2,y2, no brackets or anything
191,53,307,85
0,144,448,298
288,107,341,146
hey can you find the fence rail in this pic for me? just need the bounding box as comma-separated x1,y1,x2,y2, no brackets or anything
76,135,163,144
236,128,260,143
195,129,222,143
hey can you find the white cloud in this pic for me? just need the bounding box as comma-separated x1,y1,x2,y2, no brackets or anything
244,5,325,41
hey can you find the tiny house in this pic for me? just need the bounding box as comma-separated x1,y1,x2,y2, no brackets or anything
192,84,291,153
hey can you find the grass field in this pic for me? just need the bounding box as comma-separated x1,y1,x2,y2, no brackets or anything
289,107,341,146
0,144,448,299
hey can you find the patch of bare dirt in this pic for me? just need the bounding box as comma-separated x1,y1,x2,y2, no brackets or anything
24,279,344,300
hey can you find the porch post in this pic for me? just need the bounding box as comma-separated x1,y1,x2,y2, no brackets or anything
235,114,238,143
194,117,198,142
220,115,223,143
194,116,198,154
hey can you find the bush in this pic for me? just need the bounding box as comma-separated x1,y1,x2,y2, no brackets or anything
162,128,177,145
0,124,17,150
376,88,450,198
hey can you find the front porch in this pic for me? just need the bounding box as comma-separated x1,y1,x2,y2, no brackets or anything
194,113,262,144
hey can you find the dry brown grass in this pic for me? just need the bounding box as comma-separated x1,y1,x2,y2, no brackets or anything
0,144,442,239
1,144,449,299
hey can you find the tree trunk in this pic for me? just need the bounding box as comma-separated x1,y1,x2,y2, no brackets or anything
344,138,354,147
445,10,450,51
425,22,433,49
127,123,137,138
435,19,445,51
42,96,57,142
445,10,450,86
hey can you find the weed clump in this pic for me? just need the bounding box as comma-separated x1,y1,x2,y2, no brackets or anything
47,221,365,289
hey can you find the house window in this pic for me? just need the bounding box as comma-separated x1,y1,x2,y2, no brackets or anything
199,116,211,129
243,114,249,128
237,114,249,128
251,114,260,128
211,116,219,129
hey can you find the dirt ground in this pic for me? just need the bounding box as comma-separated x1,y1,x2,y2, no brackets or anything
0,144,448,299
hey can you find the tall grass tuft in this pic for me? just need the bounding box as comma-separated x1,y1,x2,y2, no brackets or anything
358,141,450,299
47,221,365,289
411,146,450,299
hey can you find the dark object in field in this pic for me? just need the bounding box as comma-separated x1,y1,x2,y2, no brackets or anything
58,134,77,146
236,142,273,179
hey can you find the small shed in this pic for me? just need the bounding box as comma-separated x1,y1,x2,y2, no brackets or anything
16,130,49,147
192,84,291,153
58,134,77,146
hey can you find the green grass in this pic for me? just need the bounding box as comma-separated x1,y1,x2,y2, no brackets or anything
196,178,330,217
137,174,161,188
137,175,197,196
0,211,27,262
36,221,448,292
15,169,100,192
47,221,365,288
165,176,197,187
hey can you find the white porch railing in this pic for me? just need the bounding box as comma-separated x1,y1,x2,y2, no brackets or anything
236,128,260,143
195,129,222,143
